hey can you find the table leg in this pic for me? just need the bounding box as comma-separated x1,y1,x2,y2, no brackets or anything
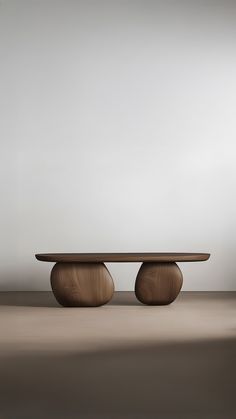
50,262,114,307
135,262,183,305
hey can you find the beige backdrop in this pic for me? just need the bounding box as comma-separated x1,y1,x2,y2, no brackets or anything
1,0,236,290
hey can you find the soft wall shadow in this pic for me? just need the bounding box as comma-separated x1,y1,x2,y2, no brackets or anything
1,291,235,308
0,292,59,307
0,291,142,307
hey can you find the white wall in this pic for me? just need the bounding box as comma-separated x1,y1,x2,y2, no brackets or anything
1,0,236,291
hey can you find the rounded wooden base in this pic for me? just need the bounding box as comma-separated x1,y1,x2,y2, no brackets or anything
50,262,114,307
135,262,183,305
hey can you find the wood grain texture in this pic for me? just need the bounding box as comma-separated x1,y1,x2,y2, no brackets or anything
50,262,114,307
36,252,210,263
135,262,183,305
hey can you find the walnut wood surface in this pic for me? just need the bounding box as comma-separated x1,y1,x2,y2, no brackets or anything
50,262,114,307
135,262,183,305
36,253,210,263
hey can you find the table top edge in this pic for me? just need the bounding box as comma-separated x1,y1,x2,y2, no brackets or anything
35,252,211,263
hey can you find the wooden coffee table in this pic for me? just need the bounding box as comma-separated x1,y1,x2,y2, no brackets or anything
35,253,210,307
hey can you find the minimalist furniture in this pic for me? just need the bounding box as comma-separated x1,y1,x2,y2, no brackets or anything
35,253,210,307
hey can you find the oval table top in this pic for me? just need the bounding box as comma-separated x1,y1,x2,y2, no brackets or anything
35,252,210,263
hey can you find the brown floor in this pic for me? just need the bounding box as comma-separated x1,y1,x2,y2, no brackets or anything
0,291,235,419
